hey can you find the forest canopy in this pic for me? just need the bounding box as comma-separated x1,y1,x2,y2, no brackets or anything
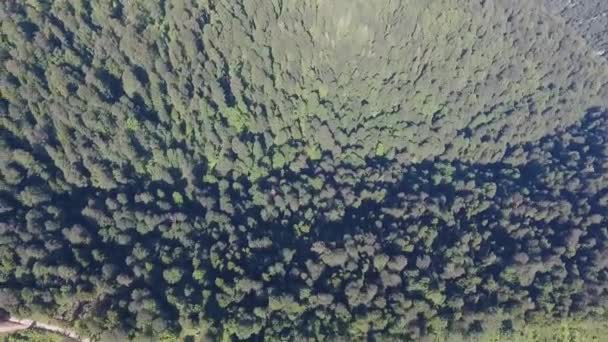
1,0,608,341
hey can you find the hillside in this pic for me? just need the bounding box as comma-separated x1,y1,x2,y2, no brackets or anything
1,0,608,341
545,0,608,57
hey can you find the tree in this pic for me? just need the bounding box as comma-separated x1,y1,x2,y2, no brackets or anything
163,267,185,284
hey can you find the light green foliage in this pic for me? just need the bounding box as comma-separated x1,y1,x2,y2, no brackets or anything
271,151,286,169
121,68,141,97
223,107,249,132
375,142,386,157
305,145,322,160
163,267,184,284
373,254,389,271
172,192,184,205
268,295,304,316
125,117,139,132
433,319,608,342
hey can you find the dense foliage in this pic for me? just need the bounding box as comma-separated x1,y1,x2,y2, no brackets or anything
545,0,608,58
1,330,65,342
1,0,608,341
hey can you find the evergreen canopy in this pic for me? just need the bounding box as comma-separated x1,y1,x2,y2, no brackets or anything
1,0,608,340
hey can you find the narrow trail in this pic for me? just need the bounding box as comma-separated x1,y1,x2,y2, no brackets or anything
1,317,90,342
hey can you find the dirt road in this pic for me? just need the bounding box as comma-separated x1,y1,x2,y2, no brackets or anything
1,317,89,342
